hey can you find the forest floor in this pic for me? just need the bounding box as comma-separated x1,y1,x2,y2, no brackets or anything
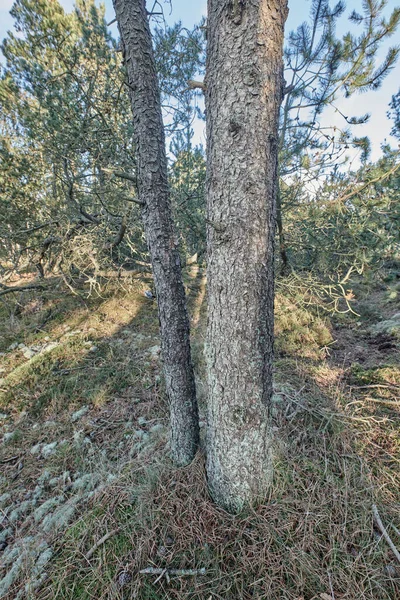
0,266,399,600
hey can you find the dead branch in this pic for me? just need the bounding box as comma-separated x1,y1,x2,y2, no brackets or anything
186,79,206,92
353,384,399,390
139,567,206,576
0,283,47,297
105,215,128,250
85,528,121,560
0,455,20,464
364,397,400,407
372,504,400,564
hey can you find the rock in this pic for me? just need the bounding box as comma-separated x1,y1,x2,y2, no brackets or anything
149,423,164,435
41,442,58,458
30,443,42,455
144,290,154,299
133,429,145,439
37,470,51,484
22,348,36,360
88,346,97,352
7,342,18,351
32,486,44,501
34,496,63,524
71,473,100,492
71,406,89,422
8,500,34,523
0,493,11,508
138,416,147,426
3,431,17,444
148,345,160,358
40,342,59,354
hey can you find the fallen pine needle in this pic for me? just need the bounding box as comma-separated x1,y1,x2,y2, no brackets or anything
372,504,400,564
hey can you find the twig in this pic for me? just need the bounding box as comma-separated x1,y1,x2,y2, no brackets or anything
391,524,400,538
372,504,400,564
328,570,335,599
0,283,46,297
153,569,167,584
364,397,400,407
85,528,120,560
353,384,399,390
139,567,206,576
0,455,20,464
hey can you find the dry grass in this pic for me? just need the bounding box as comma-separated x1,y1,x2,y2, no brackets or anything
1,271,400,599
36,400,400,600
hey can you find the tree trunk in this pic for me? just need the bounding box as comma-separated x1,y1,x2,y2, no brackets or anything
205,0,288,512
112,0,199,466
276,186,289,275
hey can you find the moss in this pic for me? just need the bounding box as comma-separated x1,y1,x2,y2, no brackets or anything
348,364,400,386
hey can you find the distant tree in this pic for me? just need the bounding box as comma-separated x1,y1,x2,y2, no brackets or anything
0,0,205,290
389,89,400,138
0,0,141,288
281,146,400,277
278,0,400,271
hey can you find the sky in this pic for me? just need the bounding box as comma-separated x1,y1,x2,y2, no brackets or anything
0,0,399,164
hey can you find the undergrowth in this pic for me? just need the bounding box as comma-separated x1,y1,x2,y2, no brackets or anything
1,270,399,599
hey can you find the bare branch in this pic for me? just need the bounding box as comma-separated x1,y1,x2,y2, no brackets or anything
372,504,400,564
139,567,206,576
0,283,47,297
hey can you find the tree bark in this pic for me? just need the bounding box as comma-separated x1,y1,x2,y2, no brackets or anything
276,186,289,275
205,0,288,512
112,0,199,466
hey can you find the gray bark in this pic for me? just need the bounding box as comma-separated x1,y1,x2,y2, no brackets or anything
112,0,199,465
205,0,288,512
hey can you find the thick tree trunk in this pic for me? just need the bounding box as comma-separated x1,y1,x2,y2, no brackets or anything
205,0,288,512
112,0,199,466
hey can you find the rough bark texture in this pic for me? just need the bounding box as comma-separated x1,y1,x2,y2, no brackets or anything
205,0,288,512
113,0,199,466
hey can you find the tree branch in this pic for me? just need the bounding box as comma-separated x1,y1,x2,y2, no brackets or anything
0,283,47,297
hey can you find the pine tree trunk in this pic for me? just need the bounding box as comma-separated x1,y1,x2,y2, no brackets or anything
112,0,199,466
276,187,289,275
205,0,288,512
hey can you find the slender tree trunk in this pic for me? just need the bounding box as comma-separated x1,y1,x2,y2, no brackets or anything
112,0,199,466
205,0,288,512
276,186,289,275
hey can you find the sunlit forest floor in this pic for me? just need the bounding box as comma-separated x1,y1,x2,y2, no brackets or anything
0,266,399,599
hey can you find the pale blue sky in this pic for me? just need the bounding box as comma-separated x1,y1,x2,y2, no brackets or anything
0,0,399,162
